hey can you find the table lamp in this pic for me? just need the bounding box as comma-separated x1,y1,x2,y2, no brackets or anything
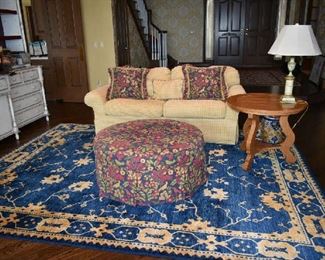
268,24,321,103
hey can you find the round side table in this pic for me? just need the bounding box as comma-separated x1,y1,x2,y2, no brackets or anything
228,93,308,170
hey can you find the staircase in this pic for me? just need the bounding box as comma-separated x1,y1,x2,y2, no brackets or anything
128,0,177,67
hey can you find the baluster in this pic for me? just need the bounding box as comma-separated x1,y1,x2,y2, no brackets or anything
153,28,157,60
154,29,158,60
150,25,154,60
158,32,161,65
161,34,164,67
162,32,168,67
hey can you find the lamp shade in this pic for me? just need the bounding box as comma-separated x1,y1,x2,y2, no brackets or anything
268,24,321,56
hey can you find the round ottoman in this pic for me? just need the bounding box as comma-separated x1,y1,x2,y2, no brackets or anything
94,119,207,206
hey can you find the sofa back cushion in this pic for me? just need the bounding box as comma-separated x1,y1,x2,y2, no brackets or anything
152,79,183,100
146,67,171,97
181,65,227,100
106,67,149,100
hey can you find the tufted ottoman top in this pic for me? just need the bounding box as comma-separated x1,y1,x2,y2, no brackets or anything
94,119,207,205
96,119,204,152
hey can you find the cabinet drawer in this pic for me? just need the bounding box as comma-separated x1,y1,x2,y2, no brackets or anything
0,77,9,91
13,92,43,112
11,81,41,99
22,69,39,82
16,104,45,127
9,73,23,85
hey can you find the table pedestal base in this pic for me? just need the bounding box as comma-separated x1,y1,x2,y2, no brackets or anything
241,114,296,171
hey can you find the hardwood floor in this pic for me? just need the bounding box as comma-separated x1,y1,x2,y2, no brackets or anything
0,99,324,260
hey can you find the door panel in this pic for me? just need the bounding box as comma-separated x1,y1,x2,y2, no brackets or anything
219,1,229,31
66,57,82,87
31,0,47,37
62,0,78,48
47,0,61,48
231,1,242,31
230,37,240,56
214,0,245,65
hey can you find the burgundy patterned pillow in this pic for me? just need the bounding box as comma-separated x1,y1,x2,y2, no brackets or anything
106,67,149,100
182,65,227,100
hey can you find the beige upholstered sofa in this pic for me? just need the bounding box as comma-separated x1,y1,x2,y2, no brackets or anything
84,66,245,144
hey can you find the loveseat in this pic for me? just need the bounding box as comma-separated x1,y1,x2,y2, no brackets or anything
84,65,245,144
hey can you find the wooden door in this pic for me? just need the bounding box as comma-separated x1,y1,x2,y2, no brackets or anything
214,0,245,65
30,0,88,102
113,0,130,66
30,0,57,101
44,0,88,102
243,0,278,65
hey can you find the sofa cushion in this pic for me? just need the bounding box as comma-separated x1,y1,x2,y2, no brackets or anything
163,100,226,119
171,66,184,80
105,98,165,117
152,79,183,100
147,67,171,80
182,65,227,100
147,67,171,97
107,67,149,100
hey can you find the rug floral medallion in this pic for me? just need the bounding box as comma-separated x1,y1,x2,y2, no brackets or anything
0,124,324,259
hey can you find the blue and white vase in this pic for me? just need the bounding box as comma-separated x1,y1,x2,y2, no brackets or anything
256,116,284,144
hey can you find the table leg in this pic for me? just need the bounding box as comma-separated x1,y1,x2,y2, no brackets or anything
279,116,296,163
242,114,259,171
240,117,252,151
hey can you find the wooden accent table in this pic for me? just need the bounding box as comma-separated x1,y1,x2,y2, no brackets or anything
228,93,308,170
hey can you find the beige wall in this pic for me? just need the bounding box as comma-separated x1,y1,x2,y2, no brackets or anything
81,0,116,91
146,0,204,63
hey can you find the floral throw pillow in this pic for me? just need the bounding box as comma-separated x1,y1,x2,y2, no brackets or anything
182,65,227,100
106,67,149,100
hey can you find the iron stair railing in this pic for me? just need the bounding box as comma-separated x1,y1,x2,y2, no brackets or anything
133,0,168,67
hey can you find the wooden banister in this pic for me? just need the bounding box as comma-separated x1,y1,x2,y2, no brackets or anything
127,0,172,67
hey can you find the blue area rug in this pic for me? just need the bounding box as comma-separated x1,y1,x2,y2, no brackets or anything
0,124,324,259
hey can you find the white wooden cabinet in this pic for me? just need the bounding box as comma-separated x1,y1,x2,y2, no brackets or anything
0,66,49,141
0,77,17,140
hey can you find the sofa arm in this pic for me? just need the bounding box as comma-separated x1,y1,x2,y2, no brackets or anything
225,84,246,119
228,84,246,97
84,85,109,114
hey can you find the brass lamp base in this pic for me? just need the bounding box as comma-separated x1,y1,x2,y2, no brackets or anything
281,95,296,104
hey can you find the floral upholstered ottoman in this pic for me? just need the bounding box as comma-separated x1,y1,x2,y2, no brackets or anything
93,119,207,206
